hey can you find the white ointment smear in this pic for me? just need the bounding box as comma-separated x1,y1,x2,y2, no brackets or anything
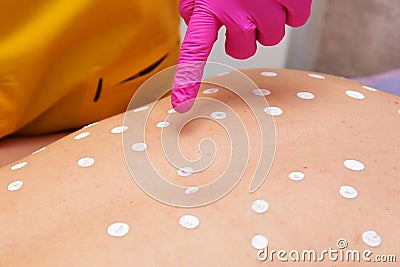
179,215,200,229
74,132,90,140
111,126,128,134
185,187,199,195
308,73,326,79
252,200,269,214
288,171,305,181
211,111,227,120
346,90,365,100
107,222,130,237
251,235,269,250
78,157,95,167
260,71,278,77
297,92,315,100
178,167,194,177
339,185,358,199
156,121,170,128
362,85,377,92
344,159,365,171
131,143,147,152
203,88,219,94
362,230,382,247
7,180,23,191
252,89,271,96
32,147,46,155
264,107,283,116
133,106,149,112
10,162,27,171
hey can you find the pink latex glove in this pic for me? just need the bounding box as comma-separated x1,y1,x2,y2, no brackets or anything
172,0,312,113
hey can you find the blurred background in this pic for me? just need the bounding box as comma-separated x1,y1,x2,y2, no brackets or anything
180,0,400,94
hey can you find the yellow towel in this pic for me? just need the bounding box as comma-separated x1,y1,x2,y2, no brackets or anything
0,0,180,137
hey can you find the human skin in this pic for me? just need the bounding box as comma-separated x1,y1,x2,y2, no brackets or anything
0,69,399,266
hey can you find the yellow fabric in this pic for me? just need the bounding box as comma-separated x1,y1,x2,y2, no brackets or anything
0,0,180,137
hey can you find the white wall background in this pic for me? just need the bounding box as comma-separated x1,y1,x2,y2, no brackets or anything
179,20,292,77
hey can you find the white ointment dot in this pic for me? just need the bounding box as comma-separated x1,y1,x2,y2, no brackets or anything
74,132,90,140
78,157,95,167
288,171,305,181
167,108,177,114
339,185,358,199
32,147,46,155
362,85,377,92
185,187,199,195
111,125,128,134
251,235,269,250
252,200,269,214
203,88,219,94
297,91,315,100
346,90,365,100
217,71,230,77
308,73,326,79
362,230,382,247
344,159,365,171
178,167,194,177
211,111,227,120
179,215,199,229
156,121,170,128
111,126,128,134
131,143,147,152
252,89,271,96
264,107,283,116
7,180,23,191
133,106,149,112
107,222,130,237
260,71,278,77
10,162,27,171
82,122,97,129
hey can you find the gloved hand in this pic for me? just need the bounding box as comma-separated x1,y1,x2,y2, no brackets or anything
171,0,312,113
